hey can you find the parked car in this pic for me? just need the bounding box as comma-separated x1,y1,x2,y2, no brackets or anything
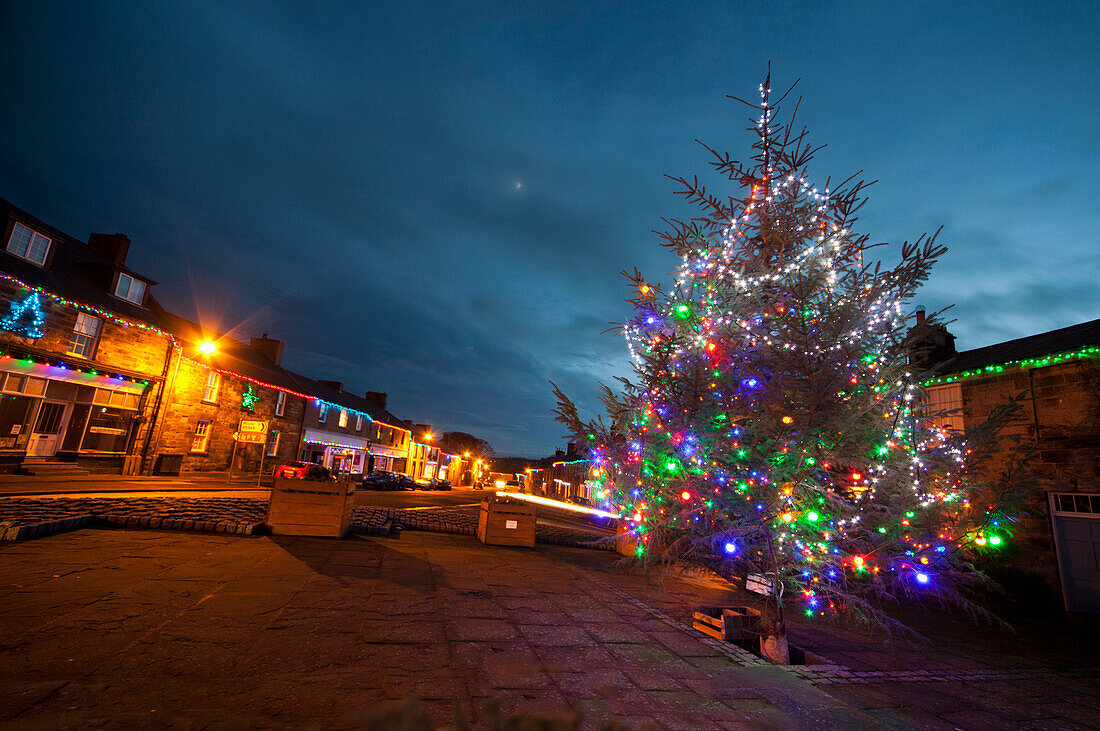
504,479,523,493
566,494,593,508
361,470,405,490
274,460,311,479
428,478,451,491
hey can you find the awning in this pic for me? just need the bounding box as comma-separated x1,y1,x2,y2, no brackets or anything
302,428,369,451
0,360,147,394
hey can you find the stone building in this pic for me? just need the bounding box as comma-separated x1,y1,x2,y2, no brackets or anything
0,198,173,475
919,316,1100,613
147,319,309,477
292,378,396,475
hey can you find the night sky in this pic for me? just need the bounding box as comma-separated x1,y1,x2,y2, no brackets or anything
2,2,1097,456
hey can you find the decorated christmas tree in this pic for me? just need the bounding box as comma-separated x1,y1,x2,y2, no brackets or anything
553,73,1027,661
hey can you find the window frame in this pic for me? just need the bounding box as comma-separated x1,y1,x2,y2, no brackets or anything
67,313,102,359
923,383,964,433
318,403,328,423
266,428,281,457
275,391,286,417
356,414,363,431
338,409,348,428
113,272,147,305
190,419,212,453
6,222,52,266
202,371,220,404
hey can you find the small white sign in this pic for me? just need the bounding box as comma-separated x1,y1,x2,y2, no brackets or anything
505,520,518,530
746,573,774,595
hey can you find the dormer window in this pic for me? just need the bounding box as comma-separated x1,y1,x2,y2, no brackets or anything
114,272,146,305
6,222,51,266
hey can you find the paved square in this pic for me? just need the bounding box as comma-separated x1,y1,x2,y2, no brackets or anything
1,529,1097,728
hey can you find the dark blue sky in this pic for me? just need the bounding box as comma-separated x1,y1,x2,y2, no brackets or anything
2,2,1097,455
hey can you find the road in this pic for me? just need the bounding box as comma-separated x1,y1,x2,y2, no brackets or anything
0,476,615,536
355,486,617,535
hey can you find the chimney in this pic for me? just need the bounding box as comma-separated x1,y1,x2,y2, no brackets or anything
364,391,387,410
906,307,957,370
249,333,285,366
414,423,432,439
318,380,343,392
88,233,131,265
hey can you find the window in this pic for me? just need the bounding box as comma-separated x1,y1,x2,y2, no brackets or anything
68,313,102,358
338,409,348,427
319,403,328,422
202,372,220,403
356,414,363,431
923,384,963,432
113,273,146,305
275,391,286,417
6,222,51,266
191,420,211,452
266,428,281,457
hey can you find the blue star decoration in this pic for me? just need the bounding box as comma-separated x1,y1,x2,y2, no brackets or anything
241,385,258,411
0,293,46,339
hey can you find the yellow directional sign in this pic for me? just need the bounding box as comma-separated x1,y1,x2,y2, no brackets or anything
239,419,268,434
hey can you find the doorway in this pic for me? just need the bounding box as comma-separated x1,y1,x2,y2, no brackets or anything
27,401,69,457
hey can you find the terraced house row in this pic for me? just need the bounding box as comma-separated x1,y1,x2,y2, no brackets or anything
0,198,461,483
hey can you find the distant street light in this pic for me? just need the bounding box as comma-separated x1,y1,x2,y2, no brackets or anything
198,341,216,355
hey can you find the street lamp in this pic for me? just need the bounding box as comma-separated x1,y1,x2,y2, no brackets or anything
198,341,216,355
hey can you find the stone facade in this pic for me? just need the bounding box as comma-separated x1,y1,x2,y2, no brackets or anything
0,277,171,473
948,358,1100,593
152,356,306,476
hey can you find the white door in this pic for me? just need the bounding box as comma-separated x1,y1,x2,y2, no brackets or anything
27,401,68,457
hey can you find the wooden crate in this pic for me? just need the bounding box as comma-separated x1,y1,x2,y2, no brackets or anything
477,500,536,547
691,606,763,643
267,477,355,538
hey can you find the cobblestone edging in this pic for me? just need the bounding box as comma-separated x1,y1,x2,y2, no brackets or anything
0,499,610,549
0,498,396,542
574,567,1100,686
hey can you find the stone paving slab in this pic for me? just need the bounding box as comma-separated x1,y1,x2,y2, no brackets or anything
1,529,1097,729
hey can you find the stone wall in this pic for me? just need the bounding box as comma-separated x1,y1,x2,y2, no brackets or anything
154,357,305,474
0,281,171,472
958,358,1100,593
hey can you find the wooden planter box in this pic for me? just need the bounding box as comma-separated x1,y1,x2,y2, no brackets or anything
477,499,536,547
267,477,355,538
692,606,828,665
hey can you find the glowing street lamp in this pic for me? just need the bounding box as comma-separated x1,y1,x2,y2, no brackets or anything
198,341,216,355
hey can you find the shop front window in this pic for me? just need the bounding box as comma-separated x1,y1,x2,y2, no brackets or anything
0,394,33,449
81,406,133,453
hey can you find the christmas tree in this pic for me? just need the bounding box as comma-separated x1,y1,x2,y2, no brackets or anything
553,73,1026,661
